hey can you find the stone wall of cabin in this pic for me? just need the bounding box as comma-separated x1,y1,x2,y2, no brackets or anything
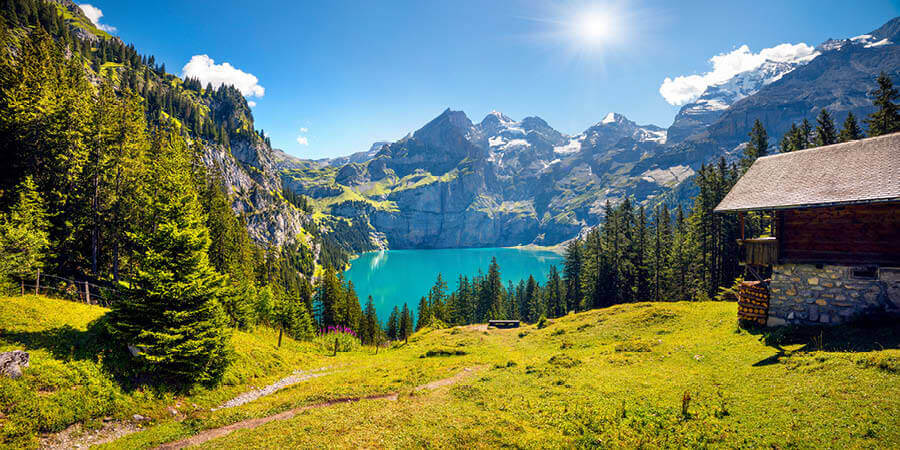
767,263,897,326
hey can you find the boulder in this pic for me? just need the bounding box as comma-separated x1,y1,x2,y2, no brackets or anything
0,350,29,379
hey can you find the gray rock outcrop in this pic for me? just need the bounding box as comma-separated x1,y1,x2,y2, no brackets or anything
0,350,29,379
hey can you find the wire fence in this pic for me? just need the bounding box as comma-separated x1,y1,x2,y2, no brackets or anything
15,270,120,308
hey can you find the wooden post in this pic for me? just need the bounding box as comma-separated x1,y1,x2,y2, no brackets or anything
84,282,91,305
739,212,745,240
333,337,338,356
35,269,40,295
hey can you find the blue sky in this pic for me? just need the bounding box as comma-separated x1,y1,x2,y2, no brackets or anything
81,1,897,159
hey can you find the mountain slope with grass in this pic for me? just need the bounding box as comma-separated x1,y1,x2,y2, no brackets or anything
3,296,897,448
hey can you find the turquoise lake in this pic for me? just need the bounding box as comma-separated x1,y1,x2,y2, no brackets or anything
344,247,563,324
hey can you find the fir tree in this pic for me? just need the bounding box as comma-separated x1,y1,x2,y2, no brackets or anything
484,257,505,320
361,295,378,345
865,72,900,136
523,275,540,323
740,119,768,170
416,296,431,331
399,303,413,341
797,118,813,150
107,129,231,386
386,306,400,340
838,111,864,142
814,108,837,147
562,239,582,312
0,176,49,292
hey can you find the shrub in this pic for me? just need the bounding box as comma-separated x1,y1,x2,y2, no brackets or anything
615,339,653,353
548,354,581,368
537,315,549,329
421,347,468,358
314,326,361,353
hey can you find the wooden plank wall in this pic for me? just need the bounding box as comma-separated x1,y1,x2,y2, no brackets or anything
779,202,900,265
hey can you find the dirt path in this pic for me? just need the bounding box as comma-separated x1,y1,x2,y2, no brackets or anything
212,366,331,411
41,420,142,449
154,366,485,450
39,367,331,450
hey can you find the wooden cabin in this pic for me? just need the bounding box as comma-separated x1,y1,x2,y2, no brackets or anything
715,132,900,326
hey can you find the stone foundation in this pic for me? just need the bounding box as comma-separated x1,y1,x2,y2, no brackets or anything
767,263,896,326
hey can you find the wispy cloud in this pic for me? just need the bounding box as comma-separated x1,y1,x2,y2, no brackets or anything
659,43,817,106
78,4,117,33
300,127,308,133
247,101,257,108
181,55,265,98
296,136,309,146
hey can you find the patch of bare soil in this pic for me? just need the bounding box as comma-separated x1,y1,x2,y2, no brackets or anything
154,366,485,449
41,419,142,449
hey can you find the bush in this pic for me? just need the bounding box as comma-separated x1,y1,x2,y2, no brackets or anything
537,315,549,329
314,325,361,353
421,347,468,358
615,339,653,353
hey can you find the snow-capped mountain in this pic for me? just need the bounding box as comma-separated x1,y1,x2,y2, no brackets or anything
668,59,808,143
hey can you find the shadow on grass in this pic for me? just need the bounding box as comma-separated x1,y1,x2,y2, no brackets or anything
744,314,900,367
1,315,145,390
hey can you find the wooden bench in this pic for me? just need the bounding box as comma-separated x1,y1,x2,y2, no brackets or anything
488,320,520,329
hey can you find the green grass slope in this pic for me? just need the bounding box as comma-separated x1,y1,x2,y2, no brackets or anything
0,296,325,448
107,301,900,449
3,296,899,448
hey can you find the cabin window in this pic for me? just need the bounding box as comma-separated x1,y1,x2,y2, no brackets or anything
851,266,878,280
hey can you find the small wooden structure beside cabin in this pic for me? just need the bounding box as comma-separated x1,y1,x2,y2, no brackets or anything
715,132,900,326
488,320,520,329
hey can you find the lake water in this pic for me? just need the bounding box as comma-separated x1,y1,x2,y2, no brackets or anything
344,247,563,324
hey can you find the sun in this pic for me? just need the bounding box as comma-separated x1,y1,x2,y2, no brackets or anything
574,11,617,46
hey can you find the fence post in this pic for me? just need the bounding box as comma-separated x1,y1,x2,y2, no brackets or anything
35,269,40,295
85,282,91,305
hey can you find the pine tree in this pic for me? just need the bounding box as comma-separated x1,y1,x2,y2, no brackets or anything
362,295,378,345
814,109,837,147
386,306,400,340
428,273,447,323
780,123,800,152
562,239,582,312
0,176,49,292
523,275,540,323
399,303,413,341
797,118,813,150
107,129,231,386
484,257,505,320
546,265,564,318
865,72,900,136
838,111,864,142
741,119,768,170
416,296,431,331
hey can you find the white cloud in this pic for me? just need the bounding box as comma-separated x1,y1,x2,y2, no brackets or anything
300,127,308,133
78,4,117,33
247,101,257,108
659,43,817,106
181,55,265,98
296,136,309,146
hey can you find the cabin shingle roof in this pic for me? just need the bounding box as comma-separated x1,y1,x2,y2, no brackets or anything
714,132,900,212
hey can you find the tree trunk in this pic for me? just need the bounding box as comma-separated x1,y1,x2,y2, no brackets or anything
277,327,283,348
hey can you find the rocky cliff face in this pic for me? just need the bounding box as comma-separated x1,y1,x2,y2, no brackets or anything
278,109,682,249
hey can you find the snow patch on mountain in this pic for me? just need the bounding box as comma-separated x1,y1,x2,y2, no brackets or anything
554,137,583,155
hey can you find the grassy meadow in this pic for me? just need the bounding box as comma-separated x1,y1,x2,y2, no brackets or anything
2,296,899,448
